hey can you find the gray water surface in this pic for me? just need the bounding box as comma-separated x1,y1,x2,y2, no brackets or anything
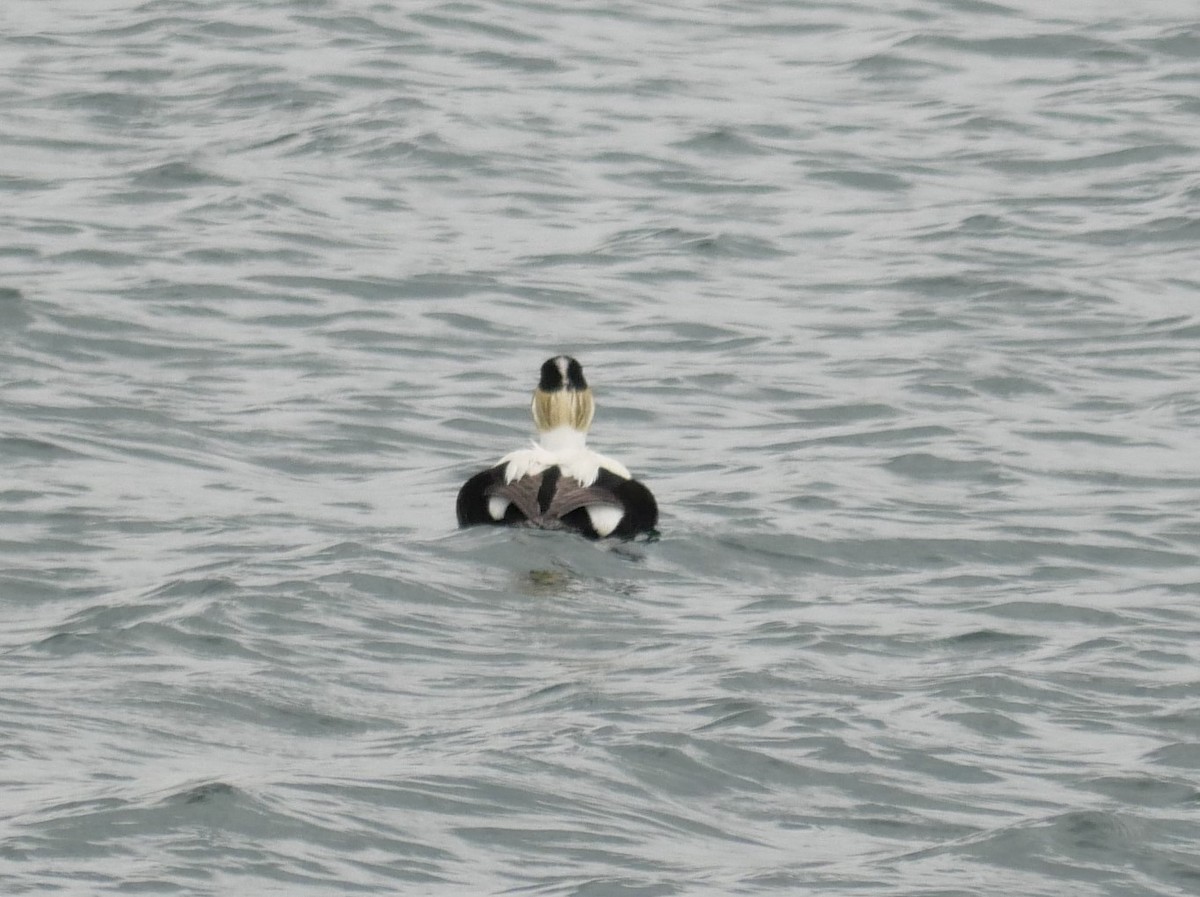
3,2,1200,895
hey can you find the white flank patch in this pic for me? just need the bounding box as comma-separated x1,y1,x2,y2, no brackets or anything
586,504,624,537
487,496,511,521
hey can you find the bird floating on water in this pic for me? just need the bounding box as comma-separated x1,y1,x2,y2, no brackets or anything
456,356,658,539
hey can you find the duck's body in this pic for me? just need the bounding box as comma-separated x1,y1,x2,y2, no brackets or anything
456,357,658,540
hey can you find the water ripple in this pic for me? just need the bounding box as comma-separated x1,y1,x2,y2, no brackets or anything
3,1,1200,895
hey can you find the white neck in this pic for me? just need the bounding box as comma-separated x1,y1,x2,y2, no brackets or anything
536,425,587,453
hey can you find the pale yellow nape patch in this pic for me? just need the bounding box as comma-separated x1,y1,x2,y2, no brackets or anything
531,387,594,432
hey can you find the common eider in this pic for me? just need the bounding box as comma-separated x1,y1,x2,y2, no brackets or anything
456,356,658,539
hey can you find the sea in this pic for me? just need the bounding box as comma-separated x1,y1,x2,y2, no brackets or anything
2,1,1199,895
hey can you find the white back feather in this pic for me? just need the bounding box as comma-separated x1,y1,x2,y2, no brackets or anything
500,426,631,486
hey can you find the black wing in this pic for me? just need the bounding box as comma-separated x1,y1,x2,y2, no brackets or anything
556,470,662,539
556,468,658,540
609,473,658,539
457,464,658,539
456,464,513,527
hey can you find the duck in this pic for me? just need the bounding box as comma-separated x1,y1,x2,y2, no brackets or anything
456,355,658,539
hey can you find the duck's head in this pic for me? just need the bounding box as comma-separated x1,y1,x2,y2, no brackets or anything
531,355,594,433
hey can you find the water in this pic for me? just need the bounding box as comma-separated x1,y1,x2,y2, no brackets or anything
3,1,1199,894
